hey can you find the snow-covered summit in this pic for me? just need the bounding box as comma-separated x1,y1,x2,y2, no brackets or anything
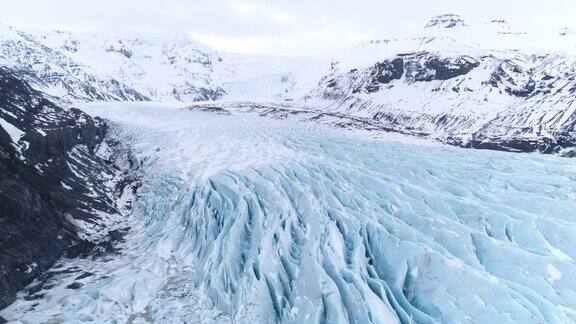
0,24,226,102
424,14,468,29
305,14,576,156
350,14,575,60
560,26,575,34
0,23,330,103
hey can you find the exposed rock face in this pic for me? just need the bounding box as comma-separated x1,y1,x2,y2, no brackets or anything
313,52,483,97
0,27,148,103
425,14,468,29
305,15,576,156
488,60,536,97
0,67,125,309
421,55,480,81
365,58,405,92
0,25,226,102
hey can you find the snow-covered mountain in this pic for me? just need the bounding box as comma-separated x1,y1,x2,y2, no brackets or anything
0,24,227,102
35,29,228,101
304,14,576,155
0,25,147,102
1,15,575,156
0,24,323,103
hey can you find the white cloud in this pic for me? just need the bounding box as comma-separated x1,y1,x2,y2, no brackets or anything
230,2,298,24
191,28,374,56
1,0,575,55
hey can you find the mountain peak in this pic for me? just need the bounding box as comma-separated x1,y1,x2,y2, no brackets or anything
425,14,467,29
559,27,576,36
487,19,511,30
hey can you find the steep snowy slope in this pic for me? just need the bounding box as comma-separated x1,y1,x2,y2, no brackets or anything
305,15,576,155
0,23,329,104
0,24,147,102
3,103,576,322
215,53,329,102
0,68,132,309
35,29,226,101
0,24,228,102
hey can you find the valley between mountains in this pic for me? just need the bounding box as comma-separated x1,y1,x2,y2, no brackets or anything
1,14,576,155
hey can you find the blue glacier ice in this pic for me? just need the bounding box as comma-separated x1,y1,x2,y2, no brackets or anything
2,102,576,323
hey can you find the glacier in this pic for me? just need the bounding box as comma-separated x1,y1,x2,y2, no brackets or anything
2,102,576,323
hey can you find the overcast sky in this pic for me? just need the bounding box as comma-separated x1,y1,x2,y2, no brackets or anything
2,0,575,55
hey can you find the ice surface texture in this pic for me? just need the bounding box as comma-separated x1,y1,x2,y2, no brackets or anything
3,103,576,323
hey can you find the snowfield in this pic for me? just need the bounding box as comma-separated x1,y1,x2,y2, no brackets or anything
2,102,576,323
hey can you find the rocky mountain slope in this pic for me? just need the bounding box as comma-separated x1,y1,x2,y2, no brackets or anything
0,25,147,102
1,16,574,156
36,29,228,101
0,25,225,102
304,14,576,155
0,24,318,104
0,67,131,310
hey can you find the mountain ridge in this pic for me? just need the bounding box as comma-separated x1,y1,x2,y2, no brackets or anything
304,14,576,155
0,15,575,155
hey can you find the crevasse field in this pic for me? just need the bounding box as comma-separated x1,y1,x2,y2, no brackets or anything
3,102,576,323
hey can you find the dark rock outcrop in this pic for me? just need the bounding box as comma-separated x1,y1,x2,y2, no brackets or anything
425,14,467,29
0,68,122,309
424,56,480,80
489,61,536,97
405,54,480,82
314,52,482,98
365,58,404,93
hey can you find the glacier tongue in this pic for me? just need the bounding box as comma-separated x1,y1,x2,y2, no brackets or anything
2,102,576,323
